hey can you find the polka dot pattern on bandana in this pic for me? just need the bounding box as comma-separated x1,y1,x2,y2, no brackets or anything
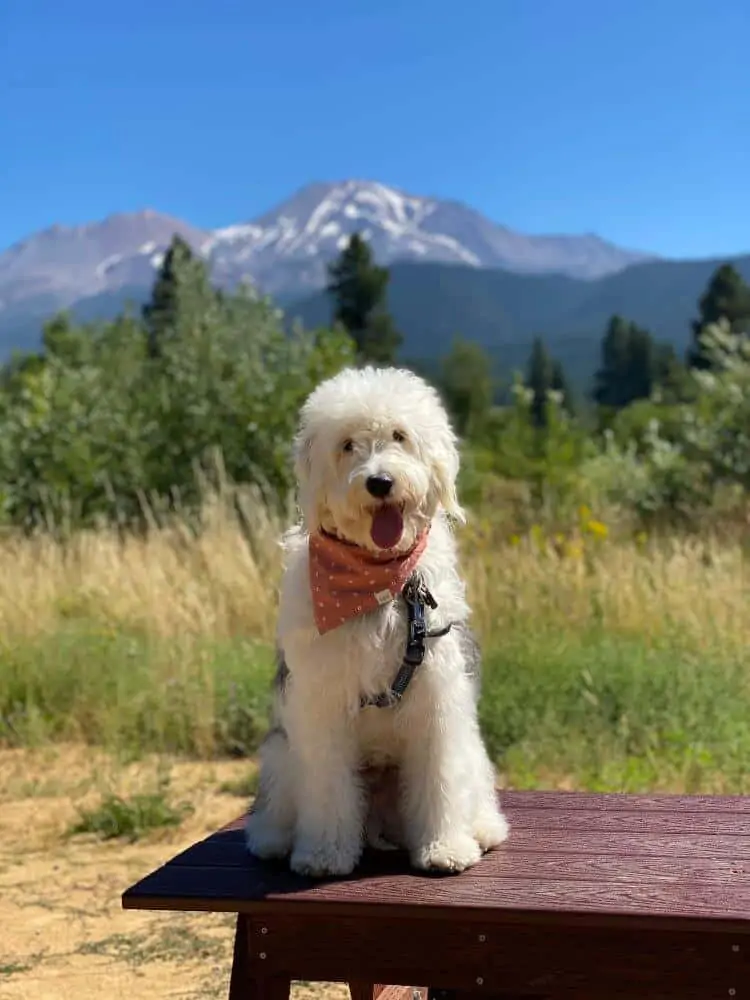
309,529,430,635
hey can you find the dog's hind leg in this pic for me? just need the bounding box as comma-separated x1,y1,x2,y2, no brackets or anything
245,727,296,859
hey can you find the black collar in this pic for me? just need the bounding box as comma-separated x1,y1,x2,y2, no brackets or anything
360,574,453,710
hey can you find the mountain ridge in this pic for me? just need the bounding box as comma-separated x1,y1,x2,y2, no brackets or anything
286,253,750,385
0,179,656,325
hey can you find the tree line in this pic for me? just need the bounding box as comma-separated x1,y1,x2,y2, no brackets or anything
0,229,748,531
328,232,750,429
0,238,354,529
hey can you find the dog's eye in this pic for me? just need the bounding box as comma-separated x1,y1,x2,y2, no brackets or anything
342,439,354,453
393,430,406,443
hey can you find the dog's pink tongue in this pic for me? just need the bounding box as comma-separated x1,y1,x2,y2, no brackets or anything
370,506,404,550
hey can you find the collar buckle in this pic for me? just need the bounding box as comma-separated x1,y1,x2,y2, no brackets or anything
360,573,453,710
404,617,427,664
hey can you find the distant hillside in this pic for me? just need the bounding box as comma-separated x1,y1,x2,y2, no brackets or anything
0,286,148,357
285,254,750,385
3,251,749,392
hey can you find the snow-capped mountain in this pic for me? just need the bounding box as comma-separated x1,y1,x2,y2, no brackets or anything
0,179,655,322
205,180,655,296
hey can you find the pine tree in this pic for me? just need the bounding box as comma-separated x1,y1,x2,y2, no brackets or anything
526,336,555,428
593,315,662,409
142,235,212,359
688,264,750,369
550,358,576,416
593,316,630,408
326,234,402,364
626,325,658,401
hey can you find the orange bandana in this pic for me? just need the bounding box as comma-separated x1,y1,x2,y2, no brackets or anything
309,529,429,635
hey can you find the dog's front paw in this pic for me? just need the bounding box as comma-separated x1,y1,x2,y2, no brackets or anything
411,833,482,874
245,811,293,860
289,837,361,877
473,808,510,852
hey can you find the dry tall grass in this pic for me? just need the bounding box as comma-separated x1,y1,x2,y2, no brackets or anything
0,492,285,643
0,493,747,653
465,527,749,655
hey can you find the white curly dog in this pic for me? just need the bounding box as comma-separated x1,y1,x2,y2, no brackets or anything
245,365,509,877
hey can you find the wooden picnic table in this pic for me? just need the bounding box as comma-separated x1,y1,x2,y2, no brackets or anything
122,790,750,998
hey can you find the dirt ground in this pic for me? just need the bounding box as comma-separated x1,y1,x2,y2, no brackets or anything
0,745,349,1000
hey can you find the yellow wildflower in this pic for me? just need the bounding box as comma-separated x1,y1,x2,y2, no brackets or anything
585,519,609,539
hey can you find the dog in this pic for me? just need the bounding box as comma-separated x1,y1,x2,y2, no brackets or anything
245,365,509,877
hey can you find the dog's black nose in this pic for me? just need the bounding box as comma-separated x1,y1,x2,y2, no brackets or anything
366,473,394,499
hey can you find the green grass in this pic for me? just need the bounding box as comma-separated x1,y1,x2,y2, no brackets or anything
1,616,749,795
0,624,274,758
0,962,32,977
69,780,194,842
481,627,750,793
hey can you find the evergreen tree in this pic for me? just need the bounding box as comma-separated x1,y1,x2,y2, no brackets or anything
593,315,661,409
142,235,213,359
326,233,402,364
526,336,555,428
627,324,658,400
438,336,494,437
550,357,576,416
593,315,631,409
688,264,750,369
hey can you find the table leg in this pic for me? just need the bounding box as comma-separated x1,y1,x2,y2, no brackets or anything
229,914,291,1000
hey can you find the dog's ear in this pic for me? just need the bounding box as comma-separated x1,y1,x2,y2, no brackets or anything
293,428,313,485
293,427,320,529
432,436,466,524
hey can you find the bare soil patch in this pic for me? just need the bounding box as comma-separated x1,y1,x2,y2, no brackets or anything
0,745,347,1000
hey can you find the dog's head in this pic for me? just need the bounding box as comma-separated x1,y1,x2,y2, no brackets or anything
293,366,464,553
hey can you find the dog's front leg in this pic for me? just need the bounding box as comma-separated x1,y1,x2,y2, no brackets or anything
285,685,364,877
400,671,491,873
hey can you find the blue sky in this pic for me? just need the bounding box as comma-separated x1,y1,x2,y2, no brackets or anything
2,0,748,258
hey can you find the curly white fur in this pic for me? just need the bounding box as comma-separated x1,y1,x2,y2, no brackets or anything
245,366,509,876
